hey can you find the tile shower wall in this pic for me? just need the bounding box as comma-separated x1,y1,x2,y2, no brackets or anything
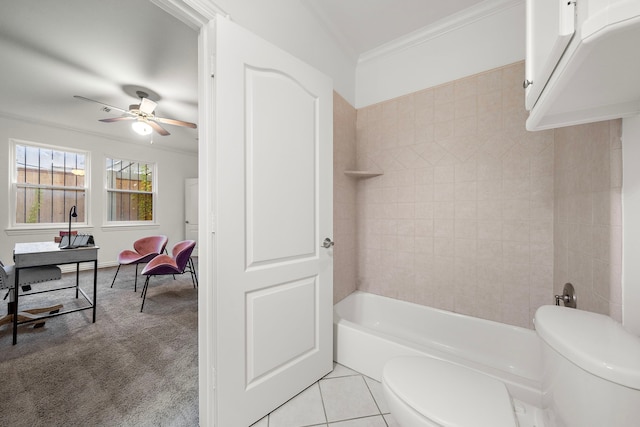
333,62,622,328
554,121,623,321
333,92,358,303
355,62,556,328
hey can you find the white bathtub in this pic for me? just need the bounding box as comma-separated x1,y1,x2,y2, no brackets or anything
333,291,543,406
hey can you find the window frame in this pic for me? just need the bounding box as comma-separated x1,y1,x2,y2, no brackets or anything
9,139,90,230
104,156,157,226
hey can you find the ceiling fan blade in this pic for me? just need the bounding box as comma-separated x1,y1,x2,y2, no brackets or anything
99,116,136,123
148,120,170,136
154,117,197,128
139,98,157,115
74,95,128,114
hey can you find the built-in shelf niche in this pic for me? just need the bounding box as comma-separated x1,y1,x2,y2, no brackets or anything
343,170,383,179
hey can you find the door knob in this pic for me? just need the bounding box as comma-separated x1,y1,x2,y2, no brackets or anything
321,238,334,248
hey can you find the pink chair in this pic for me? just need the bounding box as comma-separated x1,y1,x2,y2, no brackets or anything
111,235,168,292
139,240,197,312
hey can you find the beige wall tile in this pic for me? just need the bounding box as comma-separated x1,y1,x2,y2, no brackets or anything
477,68,502,94
553,119,622,319
343,63,622,328
434,83,454,104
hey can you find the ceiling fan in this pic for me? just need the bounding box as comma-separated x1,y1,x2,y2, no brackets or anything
74,90,197,136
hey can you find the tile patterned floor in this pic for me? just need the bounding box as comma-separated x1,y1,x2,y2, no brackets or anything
250,363,400,427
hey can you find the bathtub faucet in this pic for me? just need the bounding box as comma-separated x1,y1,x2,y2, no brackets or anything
555,282,577,308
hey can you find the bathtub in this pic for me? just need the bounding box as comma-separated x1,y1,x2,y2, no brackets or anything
333,291,543,406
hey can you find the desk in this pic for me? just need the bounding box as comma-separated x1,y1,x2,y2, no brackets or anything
13,241,99,345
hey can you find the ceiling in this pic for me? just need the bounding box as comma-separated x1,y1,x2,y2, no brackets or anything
0,0,487,153
303,0,487,57
0,0,199,152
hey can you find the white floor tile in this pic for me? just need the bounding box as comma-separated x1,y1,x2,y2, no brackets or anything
320,376,381,423
263,365,399,427
268,383,327,427
324,363,360,379
250,415,269,427
328,415,388,426
383,413,401,426
363,377,389,414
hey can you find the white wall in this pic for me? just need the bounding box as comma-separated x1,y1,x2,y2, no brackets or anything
215,0,357,105
211,1,526,110
355,2,525,108
0,115,198,268
623,114,640,334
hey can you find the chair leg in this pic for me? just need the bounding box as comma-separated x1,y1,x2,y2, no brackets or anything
191,271,197,288
134,264,139,292
110,264,122,288
189,258,198,288
140,276,151,312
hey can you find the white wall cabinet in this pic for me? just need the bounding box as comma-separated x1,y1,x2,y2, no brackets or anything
526,0,640,130
524,0,575,111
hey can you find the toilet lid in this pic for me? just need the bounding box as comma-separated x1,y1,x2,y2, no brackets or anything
383,356,517,427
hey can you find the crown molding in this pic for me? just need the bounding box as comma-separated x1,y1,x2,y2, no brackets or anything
151,0,228,30
358,0,524,65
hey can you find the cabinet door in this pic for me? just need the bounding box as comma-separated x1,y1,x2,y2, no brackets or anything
525,0,576,110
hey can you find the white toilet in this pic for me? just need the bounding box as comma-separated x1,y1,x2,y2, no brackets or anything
382,305,640,427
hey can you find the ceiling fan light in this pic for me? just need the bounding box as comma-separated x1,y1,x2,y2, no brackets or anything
132,120,153,135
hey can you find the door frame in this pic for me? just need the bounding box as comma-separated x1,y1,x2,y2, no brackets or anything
150,1,222,425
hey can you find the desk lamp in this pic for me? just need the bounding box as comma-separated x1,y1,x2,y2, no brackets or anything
60,205,78,249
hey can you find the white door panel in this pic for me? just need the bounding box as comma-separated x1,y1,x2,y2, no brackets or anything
214,17,333,426
246,277,317,383
246,67,317,266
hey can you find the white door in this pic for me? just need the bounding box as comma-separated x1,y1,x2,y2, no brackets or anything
214,18,333,426
185,178,198,256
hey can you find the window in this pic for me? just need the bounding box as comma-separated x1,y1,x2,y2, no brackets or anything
106,158,155,222
12,140,87,226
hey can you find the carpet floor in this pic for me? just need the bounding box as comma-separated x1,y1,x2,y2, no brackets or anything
0,261,198,426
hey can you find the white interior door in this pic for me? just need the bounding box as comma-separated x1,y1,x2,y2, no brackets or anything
214,18,333,426
185,178,198,256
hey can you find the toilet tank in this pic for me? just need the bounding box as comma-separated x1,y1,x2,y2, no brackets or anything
534,305,640,427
